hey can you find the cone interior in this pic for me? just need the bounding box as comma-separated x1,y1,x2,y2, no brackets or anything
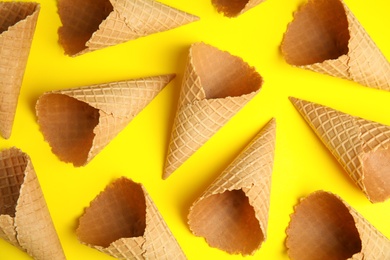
0,2,37,33
361,148,390,202
286,191,362,260
192,43,262,99
77,178,146,247
0,149,26,218
36,93,100,167
281,0,350,66
189,189,263,255
58,0,113,56
211,0,249,17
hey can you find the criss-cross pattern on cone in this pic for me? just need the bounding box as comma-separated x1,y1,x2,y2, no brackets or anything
188,118,276,255
281,0,390,90
211,0,266,17
58,0,199,56
0,2,40,139
77,177,186,260
36,74,174,166
0,147,65,260
290,97,390,203
286,191,390,260
163,42,263,179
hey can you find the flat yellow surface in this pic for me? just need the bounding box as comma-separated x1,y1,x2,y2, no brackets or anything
1,0,390,259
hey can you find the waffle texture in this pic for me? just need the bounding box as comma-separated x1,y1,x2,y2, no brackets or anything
281,0,390,90
77,177,186,259
163,42,263,179
58,0,199,56
286,191,390,260
290,97,390,203
0,147,65,260
0,2,39,139
188,118,276,255
36,74,174,166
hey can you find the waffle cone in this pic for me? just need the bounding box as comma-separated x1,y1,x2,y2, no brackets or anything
290,97,390,203
286,190,390,259
0,2,40,139
163,42,263,179
36,74,174,167
212,0,266,17
188,118,276,255
0,147,65,260
58,0,199,56
77,177,186,259
281,0,390,91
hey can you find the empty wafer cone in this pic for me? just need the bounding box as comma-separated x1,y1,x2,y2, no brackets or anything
77,177,186,259
286,190,390,259
0,147,65,260
281,0,390,91
212,0,266,17
58,0,199,56
36,74,174,167
0,2,40,139
290,97,390,203
163,42,263,179
188,118,276,255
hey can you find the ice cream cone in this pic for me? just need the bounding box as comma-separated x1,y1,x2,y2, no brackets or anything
0,147,65,260
286,190,390,260
77,177,186,259
58,0,199,56
36,74,174,167
281,0,390,91
163,42,263,179
289,97,390,203
212,0,266,17
188,118,276,255
0,2,40,139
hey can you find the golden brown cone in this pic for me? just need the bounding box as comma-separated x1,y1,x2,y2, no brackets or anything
212,0,266,17
36,74,174,167
77,177,186,259
281,0,390,91
286,190,390,260
289,97,390,203
0,147,65,260
58,0,199,56
163,42,263,179
0,2,40,139
188,118,276,255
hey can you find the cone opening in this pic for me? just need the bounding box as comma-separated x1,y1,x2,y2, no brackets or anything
58,0,113,56
0,148,27,217
281,0,350,66
77,177,146,247
36,93,100,167
361,148,390,203
189,189,263,255
0,2,38,33
211,0,249,17
191,43,262,99
286,191,362,260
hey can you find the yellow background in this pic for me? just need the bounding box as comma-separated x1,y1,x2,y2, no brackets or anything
1,0,390,259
